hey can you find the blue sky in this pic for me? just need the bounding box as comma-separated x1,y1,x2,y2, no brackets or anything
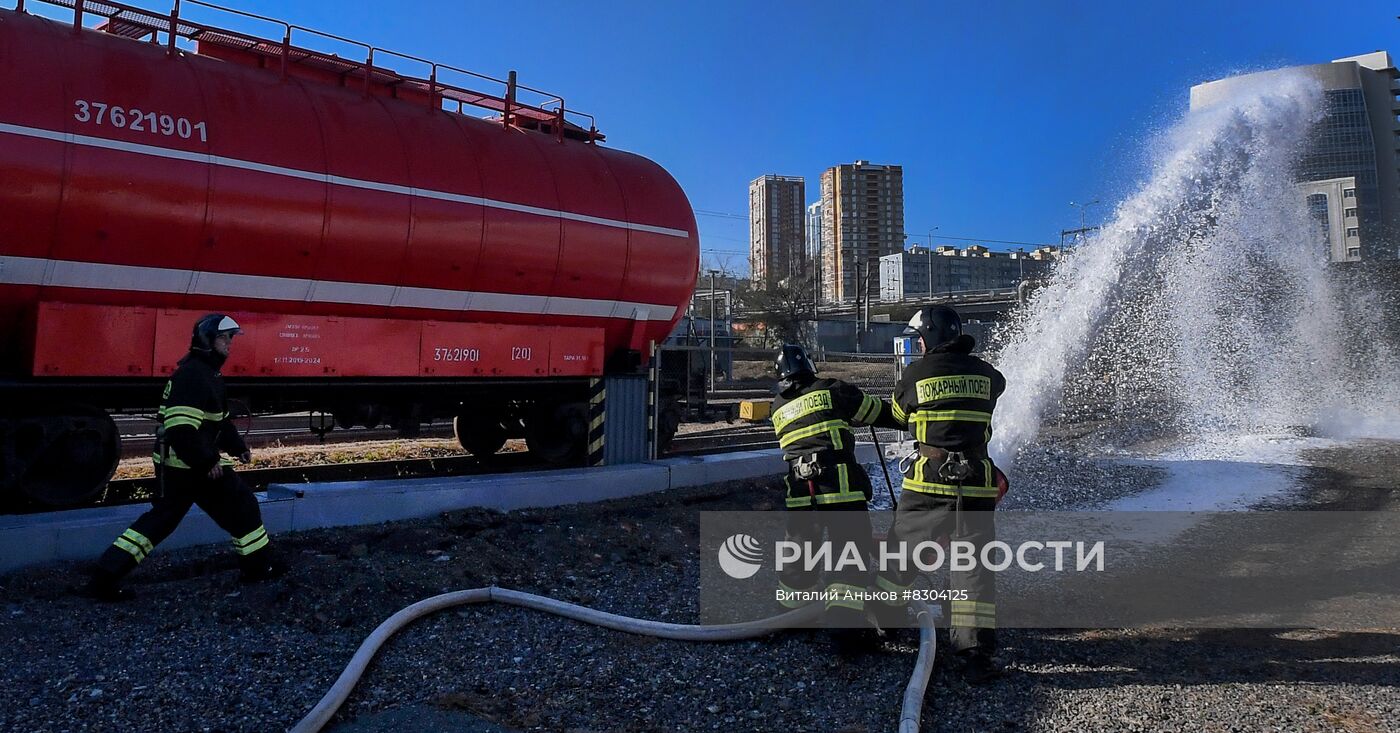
39,0,1400,272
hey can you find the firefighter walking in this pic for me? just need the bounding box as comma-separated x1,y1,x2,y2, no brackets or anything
874,306,1009,683
85,314,284,601
769,344,899,640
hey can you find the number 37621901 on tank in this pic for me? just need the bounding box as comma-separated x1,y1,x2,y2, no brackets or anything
73,100,208,142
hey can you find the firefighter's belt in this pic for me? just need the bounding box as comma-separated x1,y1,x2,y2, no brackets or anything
786,451,846,480
917,444,987,461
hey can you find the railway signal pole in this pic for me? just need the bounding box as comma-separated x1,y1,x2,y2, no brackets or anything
1066,200,1101,245
707,269,719,392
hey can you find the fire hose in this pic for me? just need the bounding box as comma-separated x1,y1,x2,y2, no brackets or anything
289,587,938,733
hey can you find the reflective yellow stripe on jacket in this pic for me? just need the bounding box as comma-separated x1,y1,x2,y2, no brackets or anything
909,410,992,423
778,419,849,449
907,410,993,443
152,450,192,469
158,406,227,430
160,406,204,430
890,393,908,426
852,394,882,425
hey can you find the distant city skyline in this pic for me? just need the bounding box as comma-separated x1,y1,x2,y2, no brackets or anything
705,158,1074,276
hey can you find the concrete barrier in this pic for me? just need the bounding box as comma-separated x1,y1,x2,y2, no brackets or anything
271,462,673,532
0,444,877,574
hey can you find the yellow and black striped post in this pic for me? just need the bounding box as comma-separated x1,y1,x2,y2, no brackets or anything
587,377,606,466
647,341,659,460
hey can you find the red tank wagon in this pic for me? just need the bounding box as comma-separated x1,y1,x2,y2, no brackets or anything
0,0,699,505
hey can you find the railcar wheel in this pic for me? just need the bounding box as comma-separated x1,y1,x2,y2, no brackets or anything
453,413,508,460
5,406,120,507
524,402,587,465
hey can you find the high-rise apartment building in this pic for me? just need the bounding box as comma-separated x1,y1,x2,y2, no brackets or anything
748,175,807,285
1190,52,1400,261
820,161,905,301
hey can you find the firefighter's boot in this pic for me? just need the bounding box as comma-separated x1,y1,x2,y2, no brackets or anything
238,546,288,584
82,569,132,603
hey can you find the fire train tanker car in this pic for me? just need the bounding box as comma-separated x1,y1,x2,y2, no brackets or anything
0,0,699,506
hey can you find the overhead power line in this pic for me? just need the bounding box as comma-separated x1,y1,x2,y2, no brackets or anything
698,232,747,244
694,209,747,221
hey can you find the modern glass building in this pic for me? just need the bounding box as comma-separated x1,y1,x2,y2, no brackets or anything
1190,52,1400,262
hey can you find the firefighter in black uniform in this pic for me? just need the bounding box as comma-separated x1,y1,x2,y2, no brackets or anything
873,306,1008,683
85,314,284,600
770,344,899,636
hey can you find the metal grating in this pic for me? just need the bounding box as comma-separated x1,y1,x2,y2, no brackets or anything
603,375,650,465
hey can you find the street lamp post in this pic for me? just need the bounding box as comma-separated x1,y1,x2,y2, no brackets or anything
926,226,938,298
854,260,864,353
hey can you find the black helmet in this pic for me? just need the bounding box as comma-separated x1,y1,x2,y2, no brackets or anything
191,313,243,351
904,306,963,350
774,344,817,381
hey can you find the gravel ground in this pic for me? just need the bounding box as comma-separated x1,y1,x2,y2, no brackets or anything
3,445,1399,732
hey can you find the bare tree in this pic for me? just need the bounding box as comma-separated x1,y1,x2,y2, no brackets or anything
739,264,816,348
699,252,745,281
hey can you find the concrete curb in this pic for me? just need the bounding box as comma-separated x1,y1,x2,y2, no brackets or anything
0,444,876,574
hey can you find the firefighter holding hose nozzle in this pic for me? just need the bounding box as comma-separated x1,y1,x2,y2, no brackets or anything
874,305,1009,684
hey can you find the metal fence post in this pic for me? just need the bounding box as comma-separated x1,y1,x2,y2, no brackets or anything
648,340,659,461
707,271,717,393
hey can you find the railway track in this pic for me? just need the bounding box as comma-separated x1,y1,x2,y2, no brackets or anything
5,422,790,515
114,414,456,458
669,423,777,454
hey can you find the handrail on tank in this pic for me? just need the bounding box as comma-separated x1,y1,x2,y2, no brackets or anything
8,0,602,142
180,0,291,76
182,0,588,136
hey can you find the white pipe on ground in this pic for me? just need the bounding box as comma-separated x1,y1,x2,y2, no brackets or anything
290,586,937,733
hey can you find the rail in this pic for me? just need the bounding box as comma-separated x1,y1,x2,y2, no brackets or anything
10,0,602,142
